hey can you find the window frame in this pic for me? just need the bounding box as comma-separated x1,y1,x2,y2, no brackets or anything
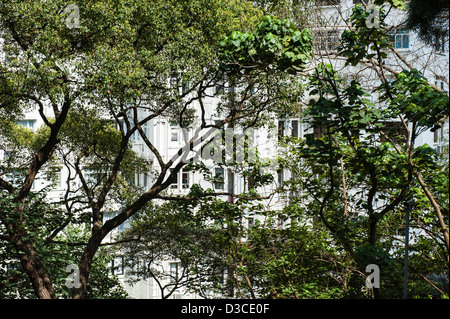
214,167,225,190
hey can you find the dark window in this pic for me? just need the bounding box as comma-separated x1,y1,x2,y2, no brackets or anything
317,0,340,5
214,167,225,189
379,122,408,144
313,125,325,139
278,120,285,140
182,170,189,189
353,0,370,4
169,169,178,188
313,30,340,52
292,120,299,138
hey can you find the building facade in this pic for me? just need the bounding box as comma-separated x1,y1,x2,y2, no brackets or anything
1,0,448,298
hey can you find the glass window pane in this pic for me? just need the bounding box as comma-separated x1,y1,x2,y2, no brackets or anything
402,34,409,48
214,168,224,189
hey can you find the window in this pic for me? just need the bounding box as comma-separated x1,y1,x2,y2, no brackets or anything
170,73,179,88
136,172,148,188
227,171,235,203
171,129,179,141
313,125,325,139
170,262,180,282
117,119,138,141
54,167,63,189
103,211,129,231
278,120,285,140
435,78,448,93
437,145,448,155
143,173,148,188
170,121,179,142
435,34,448,53
111,256,124,275
434,126,444,144
136,172,141,186
182,170,189,189
316,0,340,5
214,167,224,190
169,169,178,189
277,169,284,186
379,122,408,144
142,122,151,139
279,119,301,139
434,128,440,144
314,30,340,52
16,120,36,131
291,120,299,138
181,80,190,95
390,30,409,49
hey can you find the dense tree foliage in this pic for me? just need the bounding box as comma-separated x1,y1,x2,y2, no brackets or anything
119,1,448,300
0,0,448,299
404,0,449,49
0,0,311,298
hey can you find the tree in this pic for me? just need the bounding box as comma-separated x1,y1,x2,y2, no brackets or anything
0,192,127,298
404,0,449,49
232,207,350,299
114,0,448,300
0,0,313,299
116,0,448,300
116,200,232,299
275,2,449,298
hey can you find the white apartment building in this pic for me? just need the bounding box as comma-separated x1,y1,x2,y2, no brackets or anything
107,1,448,298
1,0,448,298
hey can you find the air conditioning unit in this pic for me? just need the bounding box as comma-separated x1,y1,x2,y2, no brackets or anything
305,95,320,105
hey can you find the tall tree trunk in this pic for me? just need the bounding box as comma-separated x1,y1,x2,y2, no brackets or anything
72,229,105,299
15,239,56,299
368,216,377,247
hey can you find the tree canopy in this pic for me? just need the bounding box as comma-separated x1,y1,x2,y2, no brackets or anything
404,0,449,48
0,0,313,299
0,0,448,300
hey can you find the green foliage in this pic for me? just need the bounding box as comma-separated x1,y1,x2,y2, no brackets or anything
404,0,449,48
245,213,347,299
382,69,449,129
117,200,232,298
339,4,391,66
219,15,313,75
1,0,447,300
272,0,448,298
0,193,127,299
1,0,269,299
